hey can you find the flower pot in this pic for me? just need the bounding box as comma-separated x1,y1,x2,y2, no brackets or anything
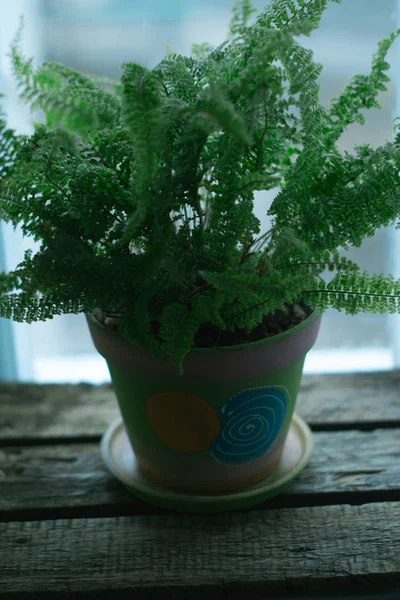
87,308,322,494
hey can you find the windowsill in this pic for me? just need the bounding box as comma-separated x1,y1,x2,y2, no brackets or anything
31,347,394,384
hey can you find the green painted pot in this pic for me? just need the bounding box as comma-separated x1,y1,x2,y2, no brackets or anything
87,308,322,494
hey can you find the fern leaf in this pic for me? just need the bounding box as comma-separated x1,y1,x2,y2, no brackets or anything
239,172,281,192
192,87,253,145
10,25,120,138
191,43,215,61
303,271,400,314
0,291,95,323
326,29,400,147
259,0,341,31
120,63,168,236
159,293,214,374
229,0,258,41
155,55,200,104
158,303,194,375
116,294,166,361
199,270,262,298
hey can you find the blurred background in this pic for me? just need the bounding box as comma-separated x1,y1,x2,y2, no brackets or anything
0,0,399,383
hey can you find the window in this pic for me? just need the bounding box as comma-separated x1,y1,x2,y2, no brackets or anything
1,0,399,382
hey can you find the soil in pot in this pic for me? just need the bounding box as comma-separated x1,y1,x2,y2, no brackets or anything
94,298,314,349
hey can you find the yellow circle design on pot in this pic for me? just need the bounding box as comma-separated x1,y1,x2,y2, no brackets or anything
147,393,220,452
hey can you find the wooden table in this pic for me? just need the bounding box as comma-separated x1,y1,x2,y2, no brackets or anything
1,371,400,599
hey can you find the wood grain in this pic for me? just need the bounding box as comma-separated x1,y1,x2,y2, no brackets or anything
1,428,400,518
1,370,400,442
0,382,119,441
1,502,400,597
298,370,400,426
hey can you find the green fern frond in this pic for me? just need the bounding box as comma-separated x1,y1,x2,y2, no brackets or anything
159,292,214,373
0,291,95,323
0,115,26,183
326,29,400,148
0,272,20,294
229,0,258,42
209,291,227,330
259,0,341,32
239,172,281,193
283,142,400,254
116,293,166,361
10,23,120,138
191,43,215,61
225,296,273,332
3,1,400,375
191,86,253,145
120,63,167,235
200,270,267,299
303,271,400,315
155,54,200,103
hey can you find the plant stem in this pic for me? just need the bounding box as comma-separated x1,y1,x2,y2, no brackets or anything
255,91,269,171
302,288,400,300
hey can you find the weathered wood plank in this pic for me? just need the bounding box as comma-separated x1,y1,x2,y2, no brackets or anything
298,370,400,426
1,370,400,442
1,502,400,597
0,383,119,441
1,429,400,517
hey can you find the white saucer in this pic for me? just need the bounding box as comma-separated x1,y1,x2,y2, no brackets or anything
101,412,313,513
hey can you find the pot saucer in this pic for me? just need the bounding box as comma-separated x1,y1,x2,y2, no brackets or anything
101,413,313,513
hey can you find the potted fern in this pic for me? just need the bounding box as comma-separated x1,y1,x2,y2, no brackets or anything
1,0,400,510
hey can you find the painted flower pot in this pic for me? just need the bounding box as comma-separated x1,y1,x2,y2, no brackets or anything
87,308,322,494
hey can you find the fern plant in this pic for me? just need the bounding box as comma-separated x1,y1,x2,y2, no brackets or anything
1,0,400,374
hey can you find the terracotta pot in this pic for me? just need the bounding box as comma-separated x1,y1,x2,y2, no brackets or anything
87,308,322,493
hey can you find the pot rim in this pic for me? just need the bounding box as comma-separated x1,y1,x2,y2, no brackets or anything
86,306,323,355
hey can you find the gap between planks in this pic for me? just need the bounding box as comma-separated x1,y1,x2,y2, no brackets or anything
2,502,400,597
1,428,400,520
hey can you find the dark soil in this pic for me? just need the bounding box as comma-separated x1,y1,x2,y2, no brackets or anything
193,298,313,348
94,298,314,350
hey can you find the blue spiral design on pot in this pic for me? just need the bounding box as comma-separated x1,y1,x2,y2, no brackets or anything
210,387,288,464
